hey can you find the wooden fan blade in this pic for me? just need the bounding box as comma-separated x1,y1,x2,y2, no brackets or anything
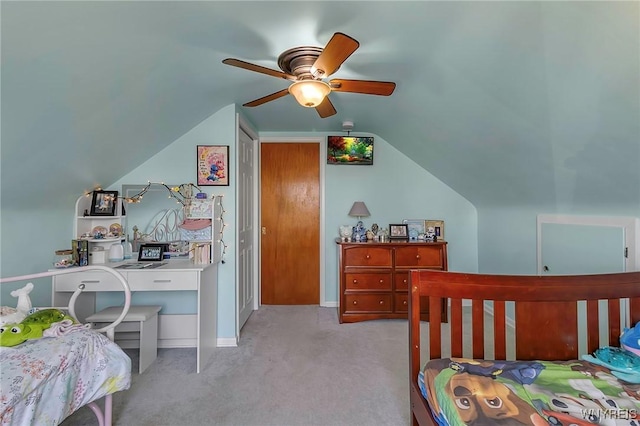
329,79,396,96
223,58,296,81
311,33,359,78
243,89,290,107
315,96,337,118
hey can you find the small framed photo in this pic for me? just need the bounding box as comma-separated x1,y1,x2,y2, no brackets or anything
90,190,118,216
138,243,165,261
402,219,426,240
389,224,409,239
425,220,445,241
197,145,229,186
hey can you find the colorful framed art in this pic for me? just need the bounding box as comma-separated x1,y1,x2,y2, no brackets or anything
197,145,229,186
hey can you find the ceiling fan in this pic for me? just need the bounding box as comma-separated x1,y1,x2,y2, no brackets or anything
222,32,396,118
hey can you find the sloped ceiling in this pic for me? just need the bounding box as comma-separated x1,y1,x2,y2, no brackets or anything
2,1,638,210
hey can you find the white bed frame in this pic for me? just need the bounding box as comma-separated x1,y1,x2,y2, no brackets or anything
0,265,132,426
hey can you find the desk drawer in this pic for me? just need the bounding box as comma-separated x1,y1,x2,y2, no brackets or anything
125,271,199,291
53,271,126,292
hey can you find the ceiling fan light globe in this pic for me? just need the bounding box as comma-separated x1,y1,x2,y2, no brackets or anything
288,80,331,108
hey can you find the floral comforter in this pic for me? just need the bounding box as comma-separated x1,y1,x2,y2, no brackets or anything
419,357,640,425
0,328,131,426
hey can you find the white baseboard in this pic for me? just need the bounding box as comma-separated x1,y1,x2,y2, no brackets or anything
322,301,338,308
216,337,238,347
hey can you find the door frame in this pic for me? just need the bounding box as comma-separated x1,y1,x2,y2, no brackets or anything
258,136,326,307
536,214,639,274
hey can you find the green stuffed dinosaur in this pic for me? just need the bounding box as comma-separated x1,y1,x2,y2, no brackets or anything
0,308,73,347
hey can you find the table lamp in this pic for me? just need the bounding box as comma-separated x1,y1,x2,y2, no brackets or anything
348,201,370,222
348,202,370,242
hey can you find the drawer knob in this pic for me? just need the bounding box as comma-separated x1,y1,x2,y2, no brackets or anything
415,254,421,259
353,300,358,305
379,279,384,283
403,300,408,305
353,279,358,284
379,300,384,305
403,279,407,283
366,255,371,259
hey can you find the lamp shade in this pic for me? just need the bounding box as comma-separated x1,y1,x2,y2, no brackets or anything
348,201,370,218
288,80,331,108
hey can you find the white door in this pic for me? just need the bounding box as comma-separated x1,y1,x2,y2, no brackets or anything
541,223,625,275
237,126,256,332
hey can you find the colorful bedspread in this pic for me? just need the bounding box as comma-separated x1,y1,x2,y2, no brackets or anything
419,357,640,425
0,328,131,425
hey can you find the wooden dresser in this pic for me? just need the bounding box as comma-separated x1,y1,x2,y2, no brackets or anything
336,240,448,323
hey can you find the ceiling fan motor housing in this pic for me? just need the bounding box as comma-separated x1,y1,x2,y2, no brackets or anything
277,46,327,79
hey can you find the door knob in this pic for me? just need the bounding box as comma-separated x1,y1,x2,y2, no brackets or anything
262,227,267,235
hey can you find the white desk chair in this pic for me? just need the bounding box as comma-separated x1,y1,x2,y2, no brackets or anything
87,305,161,374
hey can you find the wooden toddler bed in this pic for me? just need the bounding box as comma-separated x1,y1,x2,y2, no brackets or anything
408,269,640,426
0,266,132,426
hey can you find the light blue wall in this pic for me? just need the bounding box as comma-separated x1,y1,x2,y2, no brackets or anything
260,131,479,303
1,105,478,341
109,104,237,339
478,206,640,275
0,208,72,306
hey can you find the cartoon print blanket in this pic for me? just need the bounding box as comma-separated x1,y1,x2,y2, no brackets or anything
419,357,640,425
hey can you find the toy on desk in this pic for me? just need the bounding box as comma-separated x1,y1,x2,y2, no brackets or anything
0,282,33,326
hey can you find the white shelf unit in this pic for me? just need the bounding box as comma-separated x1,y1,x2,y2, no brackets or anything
184,196,223,264
74,194,125,252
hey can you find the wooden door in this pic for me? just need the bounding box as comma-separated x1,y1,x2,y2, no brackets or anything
260,143,320,304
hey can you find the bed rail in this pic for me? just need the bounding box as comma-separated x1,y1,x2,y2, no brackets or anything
1,265,131,337
408,269,640,426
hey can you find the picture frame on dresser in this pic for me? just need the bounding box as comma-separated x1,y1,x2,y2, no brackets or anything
402,219,425,240
90,190,118,216
425,219,445,241
389,224,408,239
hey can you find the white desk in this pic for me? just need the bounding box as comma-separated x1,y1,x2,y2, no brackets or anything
52,260,217,373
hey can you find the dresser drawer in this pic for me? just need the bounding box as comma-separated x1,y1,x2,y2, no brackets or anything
395,272,410,291
343,247,392,267
53,271,126,292
345,273,392,291
395,246,444,268
126,270,199,291
344,294,392,313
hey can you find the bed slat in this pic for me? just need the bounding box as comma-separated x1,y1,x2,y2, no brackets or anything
608,299,621,345
586,299,599,353
471,301,484,359
450,298,463,356
493,300,506,359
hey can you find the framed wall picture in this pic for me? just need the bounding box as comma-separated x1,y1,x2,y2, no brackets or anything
327,136,374,165
402,219,426,240
138,243,165,261
389,223,409,239
425,219,445,241
197,145,229,186
90,190,118,216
